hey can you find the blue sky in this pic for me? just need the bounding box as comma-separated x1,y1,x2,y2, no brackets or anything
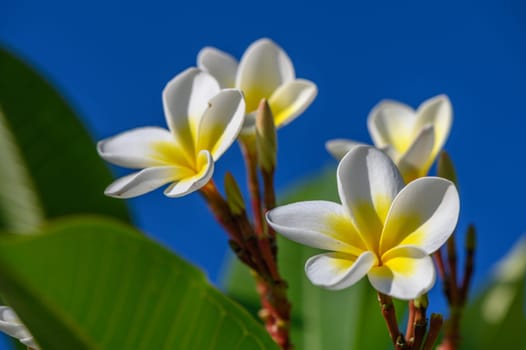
1,0,525,347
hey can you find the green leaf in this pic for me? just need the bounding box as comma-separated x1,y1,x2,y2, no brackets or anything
224,168,401,350
0,217,280,350
0,47,130,232
462,236,526,350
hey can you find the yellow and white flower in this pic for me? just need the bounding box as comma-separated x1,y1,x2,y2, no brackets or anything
0,306,39,349
98,68,245,198
197,38,317,132
326,95,452,183
266,146,459,300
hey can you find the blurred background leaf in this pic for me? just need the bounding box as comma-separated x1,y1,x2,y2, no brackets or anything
224,168,402,349
462,235,526,350
0,218,279,350
0,47,130,233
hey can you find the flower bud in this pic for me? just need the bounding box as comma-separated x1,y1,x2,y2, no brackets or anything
255,99,277,173
437,151,458,186
414,294,429,309
224,172,245,215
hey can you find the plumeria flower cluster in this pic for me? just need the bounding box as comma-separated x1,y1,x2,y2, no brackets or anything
326,95,452,183
98,38,317,199
267,146,460,300
95,38,317,350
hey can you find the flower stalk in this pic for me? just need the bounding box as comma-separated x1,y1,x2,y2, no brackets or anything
377,293,406,349
200,100,291,348
435,152,477,350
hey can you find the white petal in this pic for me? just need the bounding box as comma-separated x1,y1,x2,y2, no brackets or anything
268,79,317,128
379,177,459,255
367,100,417,154
236,38,295,112
396,125,435,182
415,94,452,159
305,251,376,290
266,201,366,255
163,68,220,154
104,166,187,198
337,146,404,249
196,89,245,160
368,246,435,300
164,150,214,197
97,127,175,168
325,139,364,160
197,47,238,89
0,306,39,349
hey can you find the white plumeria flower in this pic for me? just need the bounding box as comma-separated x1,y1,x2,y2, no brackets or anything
0,306,39,349
326,95,452,183
266,146,459,300
98,68,245,198
197,38,317,132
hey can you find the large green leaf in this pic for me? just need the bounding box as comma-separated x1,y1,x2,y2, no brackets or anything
0,217,279,350
462,236,526,350
0,47,130,232
224,168,400,349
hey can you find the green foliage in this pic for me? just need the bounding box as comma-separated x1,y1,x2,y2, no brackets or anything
224,168,401,349
0,47,130,231
0,218,280,350
462,236,526,350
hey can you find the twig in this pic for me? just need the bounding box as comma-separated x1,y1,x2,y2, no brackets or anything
406,301,416,342
411,299,428,350
422,314,443,350
377,293,406,349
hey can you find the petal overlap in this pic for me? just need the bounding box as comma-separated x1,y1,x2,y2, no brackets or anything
197,38,317,132
327,95,452,182
197,47,238,88
380,177,460,255
337,146,404,248
368,246,435,300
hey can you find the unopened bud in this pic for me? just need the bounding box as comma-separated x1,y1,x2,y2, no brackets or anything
437,151,458,186
224,172,245,215
255,99,277,172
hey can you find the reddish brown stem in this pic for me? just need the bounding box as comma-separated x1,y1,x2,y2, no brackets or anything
261,168,278,260
377,293,406,349
200,181,242,245
239,138,264,237
256,276,292,349
412,302,428,350
201,180,292,349
423,314,443,350
406,301,416,342
433,249,447,281
446,235,459,305
460,225,476,304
